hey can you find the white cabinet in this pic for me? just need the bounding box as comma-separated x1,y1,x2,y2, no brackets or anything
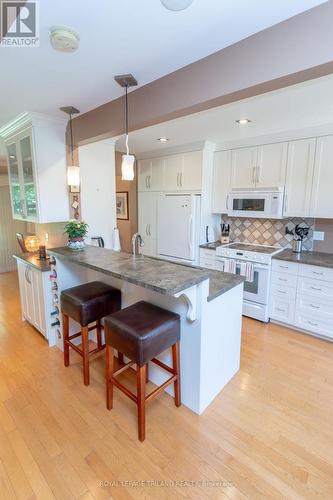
182,151,202,191
0,113,69,223
139,151,202,192
199,248,216,269
231,147,257,189
231,143,287,189
138,192,158,256
164,154,182,191
256,142,288,188
270,265,297,325
17,260,47,338
211,150,232,213
270,260,333,341
137,158,164,192
284,138,316,217
311,135,333,218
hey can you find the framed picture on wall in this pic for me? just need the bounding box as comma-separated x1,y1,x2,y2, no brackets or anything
116,192,129,220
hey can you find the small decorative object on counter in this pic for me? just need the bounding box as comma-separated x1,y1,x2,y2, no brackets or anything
64,220,88,250
38,245,47,260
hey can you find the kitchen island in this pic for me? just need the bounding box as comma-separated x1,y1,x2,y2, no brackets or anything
49,246,244,414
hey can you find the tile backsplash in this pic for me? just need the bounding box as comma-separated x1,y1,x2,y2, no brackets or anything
221,217,315,251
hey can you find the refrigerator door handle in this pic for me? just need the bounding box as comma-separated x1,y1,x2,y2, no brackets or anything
187,214,193,254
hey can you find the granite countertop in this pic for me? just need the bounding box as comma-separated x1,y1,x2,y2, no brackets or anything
273,249,333,269
49,246,243,301
199,241,222,250
13,253,50,272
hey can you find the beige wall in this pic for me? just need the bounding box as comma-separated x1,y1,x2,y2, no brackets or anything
71,2,333,147
313,219,333,253
115,152,137,253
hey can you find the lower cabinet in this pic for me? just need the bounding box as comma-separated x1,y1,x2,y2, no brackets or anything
17,260,56,344
270,260,333,340
138,192,158,257
199,248,216,269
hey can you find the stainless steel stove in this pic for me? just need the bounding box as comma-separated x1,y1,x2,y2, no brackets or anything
216,243,283,322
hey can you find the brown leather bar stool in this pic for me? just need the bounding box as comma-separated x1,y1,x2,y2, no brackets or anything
61,281,121,385
104,301,181,442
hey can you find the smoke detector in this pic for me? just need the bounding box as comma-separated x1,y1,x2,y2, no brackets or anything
50,26,80,52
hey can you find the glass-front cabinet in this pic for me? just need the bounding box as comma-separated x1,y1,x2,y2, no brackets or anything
6,130,38,221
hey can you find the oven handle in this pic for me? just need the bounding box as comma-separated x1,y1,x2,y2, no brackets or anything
216,257,269,270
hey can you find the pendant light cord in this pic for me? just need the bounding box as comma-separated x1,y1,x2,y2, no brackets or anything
125,84,129,155
69,112,74,164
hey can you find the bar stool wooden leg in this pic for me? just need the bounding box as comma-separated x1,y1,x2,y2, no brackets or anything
62,314,70,367
118,352,124,365
137,365,146,442
81,326,90,386
96,319,103,349
146,363,149,383
172,342,181,407
106,345,114,410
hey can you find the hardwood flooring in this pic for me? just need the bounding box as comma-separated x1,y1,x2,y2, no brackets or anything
0,271,333,499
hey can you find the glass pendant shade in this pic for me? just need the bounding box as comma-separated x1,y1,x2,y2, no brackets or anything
67,165,80,186
161,0,194,11
121,154,135,181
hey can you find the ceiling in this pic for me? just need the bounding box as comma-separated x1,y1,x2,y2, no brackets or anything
0,0,327,128
116,74,333,154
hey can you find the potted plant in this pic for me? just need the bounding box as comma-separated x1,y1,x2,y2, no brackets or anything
64,220,89,250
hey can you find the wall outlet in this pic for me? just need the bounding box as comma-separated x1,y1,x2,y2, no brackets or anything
313,231,325,241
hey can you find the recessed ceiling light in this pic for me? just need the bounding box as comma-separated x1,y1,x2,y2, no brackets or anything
157,138,169,143
161,0,194,11
236,118,251,125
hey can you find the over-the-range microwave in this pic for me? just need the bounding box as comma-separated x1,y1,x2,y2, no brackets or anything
227,188,285,219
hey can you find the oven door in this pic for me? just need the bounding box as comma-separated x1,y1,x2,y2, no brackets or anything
217,258,270,305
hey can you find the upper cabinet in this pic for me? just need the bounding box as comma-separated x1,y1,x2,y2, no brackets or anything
137,158,164,191
311,135,333,218
284,138,316,218
231,142,287,189
137,151,202,192
211,150,232,213
0,113,69,223
256,142,288,188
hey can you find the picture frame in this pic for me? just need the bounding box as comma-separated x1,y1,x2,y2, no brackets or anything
116,191,129,220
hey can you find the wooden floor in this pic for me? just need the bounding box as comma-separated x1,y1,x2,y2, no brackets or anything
0,272,333,499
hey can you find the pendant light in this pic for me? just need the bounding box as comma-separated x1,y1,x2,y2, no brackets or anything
161,0,194,11
115,74,138,181
60,106,80,188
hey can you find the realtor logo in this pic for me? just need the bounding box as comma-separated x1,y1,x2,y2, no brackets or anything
1,1,39,46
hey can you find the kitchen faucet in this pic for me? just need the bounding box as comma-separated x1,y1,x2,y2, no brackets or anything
131,233,144,257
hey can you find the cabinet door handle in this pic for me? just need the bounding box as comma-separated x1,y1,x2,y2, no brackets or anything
145,176,148,189
310,286,322,291
284,194,288,214
226,194,229,211
308,320,318,327
252,167,256,185
148,175,151,189
180,172,183,187
149,224,152,236
277,289,287,294
279,265,289,269
278,277,288,282
177,173,179,187
146,224,148,236
276,307,286,313
312,271,324,276
309,304,320,309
